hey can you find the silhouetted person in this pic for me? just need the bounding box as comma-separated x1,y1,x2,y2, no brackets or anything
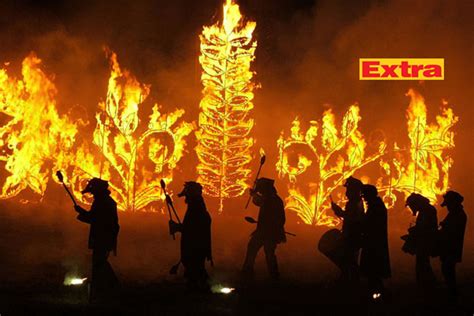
360,184,391,299
242,178,286,280
405,193,438,291
169,181,212,291
439,191,467,300
331,176,364,283
74,178,120,302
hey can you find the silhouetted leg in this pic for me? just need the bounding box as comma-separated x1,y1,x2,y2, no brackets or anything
263,241,279,280
91,249,118,301
441,259,457,298
242,235,263,274
368,275,384,296
416,254,435,292
183,256,208,291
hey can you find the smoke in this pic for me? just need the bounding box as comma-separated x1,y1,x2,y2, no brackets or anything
0,0,472,285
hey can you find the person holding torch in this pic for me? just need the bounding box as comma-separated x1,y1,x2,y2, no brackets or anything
74,178,120,302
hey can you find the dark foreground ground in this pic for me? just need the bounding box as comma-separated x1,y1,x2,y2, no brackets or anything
1,278,474,316
0,197,473,315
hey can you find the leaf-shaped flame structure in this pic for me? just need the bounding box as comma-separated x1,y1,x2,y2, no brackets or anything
277,105,386,226
377,89,457,206
0,54,77,200
68,52,194,211
196,0,257,212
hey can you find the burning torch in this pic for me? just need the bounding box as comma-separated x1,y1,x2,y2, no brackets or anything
56,171,77,207
160,179,181,240
245,148,266,209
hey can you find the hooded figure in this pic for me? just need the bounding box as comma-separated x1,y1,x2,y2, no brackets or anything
331,176,365,283
242,178,286,280
439,190,467,299
405,193,438,290
74,178,119,301
360,184,391,298
169,181,212,290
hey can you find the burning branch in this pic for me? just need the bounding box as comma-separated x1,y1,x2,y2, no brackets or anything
196,0,257,212
277,105,386,226
69,52,194,211
0,54,77,200
376,89,458,206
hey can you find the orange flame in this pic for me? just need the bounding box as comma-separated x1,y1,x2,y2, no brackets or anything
67,51,194,211
0,54,77,200
277,105,386,226
196,0,257,212
377,89,457,206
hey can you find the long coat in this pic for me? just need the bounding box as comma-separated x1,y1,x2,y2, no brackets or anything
439,206,467,262
360,197,391,278
252,193,286,244
333,199,364,250
413,204,438,257
181,197,212,263
77,192,119,254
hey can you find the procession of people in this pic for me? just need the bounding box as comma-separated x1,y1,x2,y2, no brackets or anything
69,162,467,304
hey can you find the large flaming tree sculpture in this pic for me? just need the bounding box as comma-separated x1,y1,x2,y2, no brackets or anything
277,105,386,226
68,52,194,211
196,0,257,212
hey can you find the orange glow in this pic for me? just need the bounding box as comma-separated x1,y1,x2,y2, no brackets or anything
0,53,77,200
196,0,257,212
67,51,194,211
377,89,457,207
277,105,386,226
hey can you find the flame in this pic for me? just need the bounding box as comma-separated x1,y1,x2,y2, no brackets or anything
196,0,257,212
377,89,457,205
277,105,386,226
0,54,77,200
68,51,194,211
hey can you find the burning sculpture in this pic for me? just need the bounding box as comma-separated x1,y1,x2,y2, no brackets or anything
0,54,77,200
277,91,457,226
376,89,457,208
196,0,257,212
68,51,194,211
0,1,459,226
276,105,386,226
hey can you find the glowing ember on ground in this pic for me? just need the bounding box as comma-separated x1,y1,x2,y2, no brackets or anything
64,277,87,286
211,284,235,294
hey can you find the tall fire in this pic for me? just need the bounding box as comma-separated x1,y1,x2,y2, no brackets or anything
277,90,457,226
67,51,194,211
0,53,77,200
276,105,386,226
196,0,257,212
0,2,459,223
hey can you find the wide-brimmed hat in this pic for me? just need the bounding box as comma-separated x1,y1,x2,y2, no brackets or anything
254,178,275,193
441,191,464,207
81,178,109,194
178,181,203,197
405,193,429,207
343,176,363,190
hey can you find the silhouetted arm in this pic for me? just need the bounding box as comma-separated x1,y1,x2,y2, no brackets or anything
251,191,263,207
331,202,345,218
75,205,92,223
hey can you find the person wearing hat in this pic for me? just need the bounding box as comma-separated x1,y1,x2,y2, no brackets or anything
404,193,438,292
360,184,391,299
169,181,212,291
242,178,286,280
438,190,467,300
74,178,120,301
331,176,365,283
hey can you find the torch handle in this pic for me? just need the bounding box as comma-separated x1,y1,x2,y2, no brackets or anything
62,183,77,206
164,198,176,240
245,163,263,209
